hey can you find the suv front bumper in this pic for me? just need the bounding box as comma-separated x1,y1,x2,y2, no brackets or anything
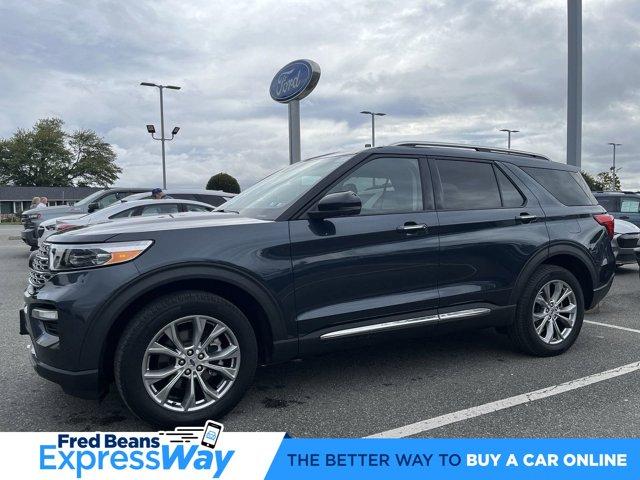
19,306,104,399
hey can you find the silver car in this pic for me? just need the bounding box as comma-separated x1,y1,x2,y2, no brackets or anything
40,199,214,243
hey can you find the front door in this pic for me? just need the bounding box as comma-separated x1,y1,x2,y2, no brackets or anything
289,155,440,342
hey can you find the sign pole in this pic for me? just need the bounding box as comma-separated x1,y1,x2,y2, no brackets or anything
288,100,301,164
567,0,582,168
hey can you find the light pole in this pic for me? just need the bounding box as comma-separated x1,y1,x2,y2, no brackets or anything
141,82,181,188
360,111,386,147
499,129,519,149
608,142,621,190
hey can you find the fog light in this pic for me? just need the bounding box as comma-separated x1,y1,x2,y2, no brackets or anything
32,308,58,321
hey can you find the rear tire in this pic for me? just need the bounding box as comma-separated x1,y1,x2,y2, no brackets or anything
508,265,584,356
114,290,257,427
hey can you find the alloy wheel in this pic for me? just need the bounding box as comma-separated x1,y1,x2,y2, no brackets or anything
532,280,577,345
141,315,241,412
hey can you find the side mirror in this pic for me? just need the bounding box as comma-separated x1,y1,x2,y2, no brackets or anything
87,202,99,213
308,191,361,220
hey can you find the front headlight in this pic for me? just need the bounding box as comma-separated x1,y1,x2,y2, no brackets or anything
48,240,153,271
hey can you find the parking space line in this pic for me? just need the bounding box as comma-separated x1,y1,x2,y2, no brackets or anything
366,360,640,438
585,320,640,334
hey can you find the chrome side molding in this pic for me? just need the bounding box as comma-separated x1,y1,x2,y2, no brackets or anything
320,308,491,340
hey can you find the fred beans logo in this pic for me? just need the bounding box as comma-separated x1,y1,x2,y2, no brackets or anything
39,421,232,478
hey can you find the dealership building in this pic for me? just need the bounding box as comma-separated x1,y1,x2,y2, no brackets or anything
0,185,101,216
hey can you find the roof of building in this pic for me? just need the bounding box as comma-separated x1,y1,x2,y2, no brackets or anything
0,185,102,201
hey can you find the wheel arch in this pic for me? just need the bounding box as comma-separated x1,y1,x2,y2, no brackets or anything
80,264,294,382
510,243,597,309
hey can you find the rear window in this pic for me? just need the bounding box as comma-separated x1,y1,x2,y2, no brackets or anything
522,167,597,206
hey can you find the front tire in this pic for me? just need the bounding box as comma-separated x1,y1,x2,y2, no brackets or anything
508,265,584,356
114,290,257,427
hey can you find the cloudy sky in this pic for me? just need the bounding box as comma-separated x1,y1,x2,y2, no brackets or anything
1,0,638,190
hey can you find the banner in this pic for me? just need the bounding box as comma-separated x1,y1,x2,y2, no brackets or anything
1,426,639,479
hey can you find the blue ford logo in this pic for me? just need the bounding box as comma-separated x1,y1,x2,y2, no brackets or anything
270,59,321,103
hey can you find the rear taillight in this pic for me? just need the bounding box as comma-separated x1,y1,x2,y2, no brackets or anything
594,213,615,239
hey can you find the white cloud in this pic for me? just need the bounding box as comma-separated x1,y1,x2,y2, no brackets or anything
1,0,639,189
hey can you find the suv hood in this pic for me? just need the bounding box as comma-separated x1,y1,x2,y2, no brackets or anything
49,212,272,243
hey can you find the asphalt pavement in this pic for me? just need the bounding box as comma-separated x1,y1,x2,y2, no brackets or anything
1,224,639,436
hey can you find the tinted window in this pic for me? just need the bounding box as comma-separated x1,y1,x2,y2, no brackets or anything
620,198,640,213
495,168,525,207
523,167,597,206
329,157,423,215
437,160,501,210
140,203,180,216
596,196,619,212
196,194,226,207
185,203,212,212
172,194,198,201
109,207,138,219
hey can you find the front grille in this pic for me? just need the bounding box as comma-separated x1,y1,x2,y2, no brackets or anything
618,234,639,249
28,243,53,289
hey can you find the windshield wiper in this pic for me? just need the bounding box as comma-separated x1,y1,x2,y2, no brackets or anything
216,209,239,214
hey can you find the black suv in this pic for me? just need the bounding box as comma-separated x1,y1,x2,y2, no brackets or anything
20,142,615,426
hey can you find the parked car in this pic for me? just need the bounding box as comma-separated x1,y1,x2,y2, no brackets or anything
121,189,235,207
21,188,148,250
611,218,640,267
593,191,640,228
39,199,215,244
21,142,615,426
37,215,84,244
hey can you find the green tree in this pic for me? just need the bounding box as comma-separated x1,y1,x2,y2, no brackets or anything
596,170,621,191
206,172,241,194
0,118,121,187
581,171,605,191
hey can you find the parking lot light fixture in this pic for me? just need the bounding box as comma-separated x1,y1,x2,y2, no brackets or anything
360,111,387,147
141,82,181,188
608,142,621,190
499,129,520,149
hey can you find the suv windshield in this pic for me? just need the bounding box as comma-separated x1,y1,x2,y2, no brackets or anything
74,190,107,206
219,154,353,220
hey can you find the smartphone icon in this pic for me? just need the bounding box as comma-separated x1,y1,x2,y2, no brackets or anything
200,421,223,449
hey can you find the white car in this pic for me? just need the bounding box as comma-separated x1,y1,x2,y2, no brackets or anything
40,199,215,243
120,189,235,207
612,218,640,267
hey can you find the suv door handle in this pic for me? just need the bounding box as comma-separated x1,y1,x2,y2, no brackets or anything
517,213,537,223
396,222,428,233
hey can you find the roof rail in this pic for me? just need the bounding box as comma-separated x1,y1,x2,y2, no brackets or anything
390,141,551,161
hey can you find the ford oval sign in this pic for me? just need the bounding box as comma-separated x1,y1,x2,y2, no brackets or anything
270,59,321,103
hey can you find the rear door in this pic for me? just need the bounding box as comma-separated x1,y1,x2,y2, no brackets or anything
289,155,440,343
432,157,549,316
